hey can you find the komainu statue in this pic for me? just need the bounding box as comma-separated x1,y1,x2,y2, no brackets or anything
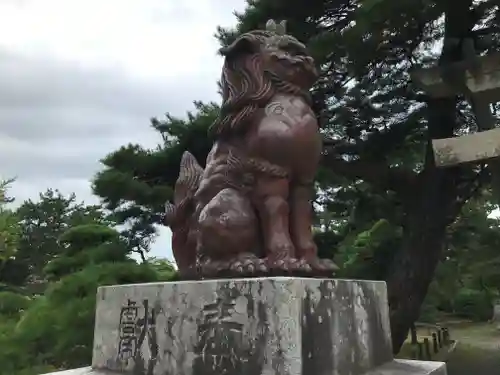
165,20,339,279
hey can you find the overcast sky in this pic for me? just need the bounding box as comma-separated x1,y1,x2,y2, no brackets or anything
0,0,247,262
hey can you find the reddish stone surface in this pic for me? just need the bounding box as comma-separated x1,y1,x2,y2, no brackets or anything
164,20,338,279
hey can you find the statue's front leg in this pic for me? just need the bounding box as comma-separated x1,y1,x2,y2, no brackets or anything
254,177,308,273
289,183,317,259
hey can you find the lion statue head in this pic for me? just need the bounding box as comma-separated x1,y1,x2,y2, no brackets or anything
210,19,318,137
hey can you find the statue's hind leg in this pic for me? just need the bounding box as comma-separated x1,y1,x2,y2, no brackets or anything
197,188,267,278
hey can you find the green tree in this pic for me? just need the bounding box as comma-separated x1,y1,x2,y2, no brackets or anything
0,179,21,287
43,224,133,281
10,189,109,286
421,192,500,321
92,0,500,352
1,224,162,374
93,102,217,256
146,256,178,280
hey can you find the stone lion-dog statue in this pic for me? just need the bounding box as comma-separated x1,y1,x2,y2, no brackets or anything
165,20,339,279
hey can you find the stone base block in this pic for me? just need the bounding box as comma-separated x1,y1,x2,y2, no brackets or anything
40,368,101,375
40,360,447,375
366,360,447,375
41,360,447,375
493,302,500,322
91,277,393,375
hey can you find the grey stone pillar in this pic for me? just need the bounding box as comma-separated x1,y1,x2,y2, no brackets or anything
493,300,500,329
40,278,447,375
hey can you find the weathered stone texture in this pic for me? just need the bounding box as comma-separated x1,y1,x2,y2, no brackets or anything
493,301,500,330
432,128,500,167
91,277,392,375
365,360,447,375
493,302,500,321
411,52,500,101
40,368,107,375
40,278,448,375
40,360,447,375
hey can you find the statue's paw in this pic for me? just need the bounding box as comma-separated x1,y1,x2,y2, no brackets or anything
296,258,313,273
254,258,269,274
229,257,268,276
265,256,305,275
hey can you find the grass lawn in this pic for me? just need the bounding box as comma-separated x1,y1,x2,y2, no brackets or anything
397,324,451,361
398,322,500,375
448,322,500,350
446,322,500,375
446,343,500,375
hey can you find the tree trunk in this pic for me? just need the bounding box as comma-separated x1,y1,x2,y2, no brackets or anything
386,0,477,353
386,96,461,353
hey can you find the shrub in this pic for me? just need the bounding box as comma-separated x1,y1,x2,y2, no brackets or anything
3,262,161,374
453,288,493,321
0,291,31,318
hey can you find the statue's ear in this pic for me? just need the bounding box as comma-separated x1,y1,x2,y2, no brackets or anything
219,36,255,59
276,20,287,35
266,19,277,32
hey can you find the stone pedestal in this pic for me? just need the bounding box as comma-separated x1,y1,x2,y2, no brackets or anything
493,301,500,330
41,278,447,375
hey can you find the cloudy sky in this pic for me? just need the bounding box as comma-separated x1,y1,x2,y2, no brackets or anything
0,0,247,261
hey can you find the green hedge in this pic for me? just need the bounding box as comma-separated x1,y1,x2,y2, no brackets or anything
453,289,493,321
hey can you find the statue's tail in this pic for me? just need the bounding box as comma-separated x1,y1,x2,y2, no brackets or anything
164,152,203,276
165,151,203,225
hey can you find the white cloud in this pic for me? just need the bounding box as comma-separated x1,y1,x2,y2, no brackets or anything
0,0,248,261
0,0,237,78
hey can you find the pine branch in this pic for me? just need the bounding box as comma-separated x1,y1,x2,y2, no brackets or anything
321,149,417,193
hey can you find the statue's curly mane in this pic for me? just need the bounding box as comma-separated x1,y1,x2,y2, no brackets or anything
210,30,313,137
